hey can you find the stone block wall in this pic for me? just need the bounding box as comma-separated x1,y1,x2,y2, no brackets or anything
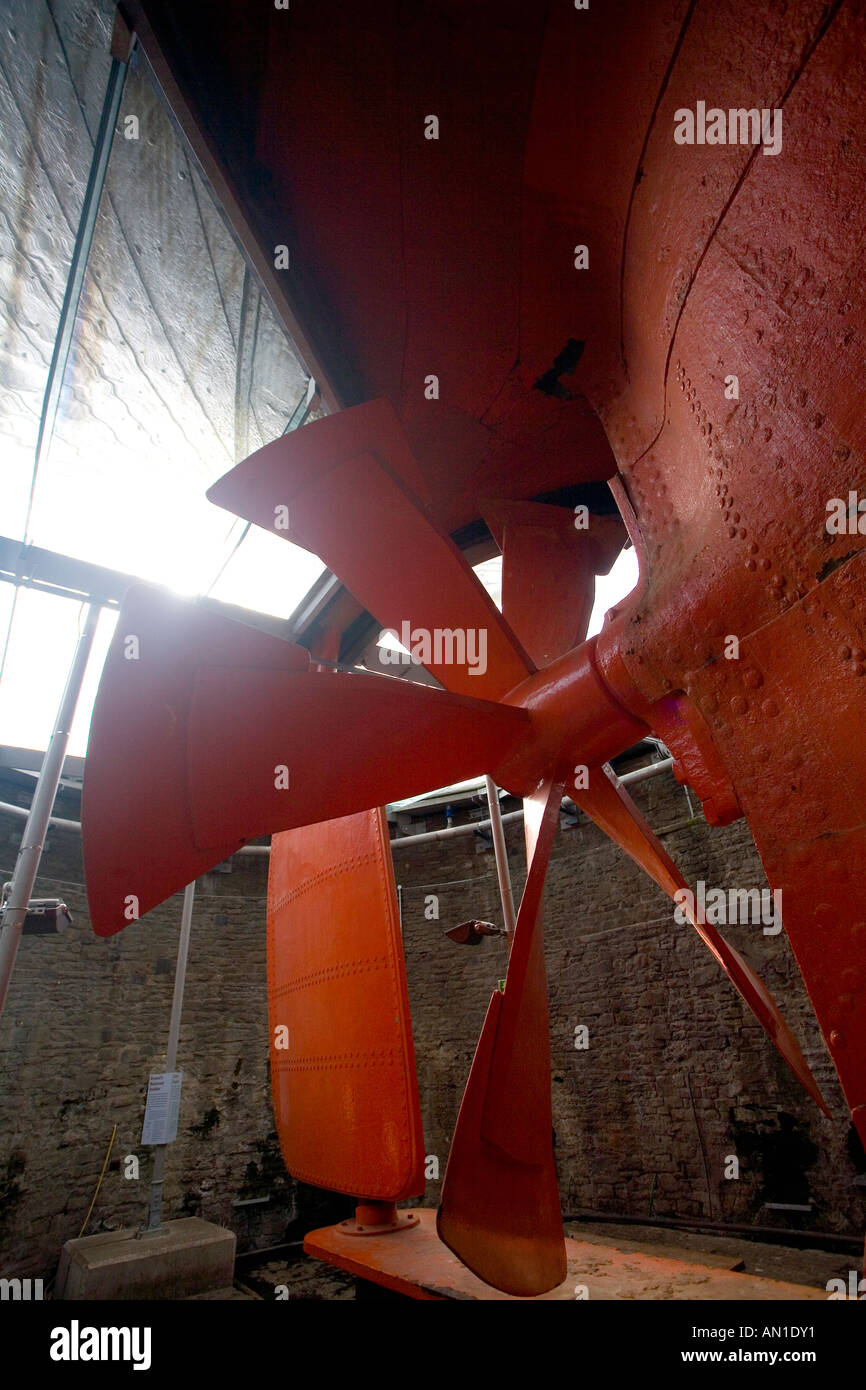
0,771,342,1279
394,760,866,1232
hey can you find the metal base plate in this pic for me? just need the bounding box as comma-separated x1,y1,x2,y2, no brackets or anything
305,1210,826,1300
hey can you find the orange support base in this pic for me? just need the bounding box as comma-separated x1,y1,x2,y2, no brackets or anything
303,1209,825,1301
337,1201,420,1237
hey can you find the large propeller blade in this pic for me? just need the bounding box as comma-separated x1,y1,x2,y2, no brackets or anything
82,585,528,937
482,499,623,668
437,772,569,1296
186,666,527,846
571,765,829,1115
207,400,533,699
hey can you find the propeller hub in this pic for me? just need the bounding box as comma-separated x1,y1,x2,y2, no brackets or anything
495,636,647,793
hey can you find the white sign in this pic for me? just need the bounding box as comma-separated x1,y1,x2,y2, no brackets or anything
141,1071,182,1146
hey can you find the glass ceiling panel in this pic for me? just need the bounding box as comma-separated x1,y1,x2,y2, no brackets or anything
0,586,115,757
20,18,321,607
0,0,326,751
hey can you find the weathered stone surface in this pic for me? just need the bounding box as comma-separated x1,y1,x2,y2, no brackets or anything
0,770,300,1278
394,757,865,1235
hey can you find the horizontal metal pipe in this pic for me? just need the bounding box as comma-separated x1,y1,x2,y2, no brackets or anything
388,755,672,814
389,757,674,848
619,756,673,785
0,799,84,834
565,1208,864,1254
391,807,524,850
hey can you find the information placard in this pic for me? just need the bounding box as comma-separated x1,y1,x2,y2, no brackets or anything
141,1071,182,1146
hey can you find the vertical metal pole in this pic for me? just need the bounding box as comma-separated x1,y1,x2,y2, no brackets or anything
0,603,100,1021
484,776,516,937
144,879,195,1233
280,373,318,435
26,17,134,543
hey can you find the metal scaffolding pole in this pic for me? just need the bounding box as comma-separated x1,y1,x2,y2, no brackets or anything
484,775,517,937
143,879,196,1234
26,16,134,539
0,603,100,1021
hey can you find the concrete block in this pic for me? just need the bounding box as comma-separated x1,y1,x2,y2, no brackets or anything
56,1218,236,1300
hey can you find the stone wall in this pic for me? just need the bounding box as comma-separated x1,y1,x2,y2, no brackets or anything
1,750,864,1282
394,757,866,1233
0,768,349,1281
